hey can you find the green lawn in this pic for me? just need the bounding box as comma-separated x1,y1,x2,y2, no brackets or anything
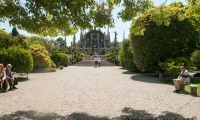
31,68,57,73
17,77,29,82
161,78,200,95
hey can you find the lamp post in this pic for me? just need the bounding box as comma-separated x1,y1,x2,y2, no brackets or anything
71,47,74,60
115,48,119,65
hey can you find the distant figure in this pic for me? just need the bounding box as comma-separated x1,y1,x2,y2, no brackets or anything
90,52,92,60
94,51,98,57
94,56,99,67
98,57,101,67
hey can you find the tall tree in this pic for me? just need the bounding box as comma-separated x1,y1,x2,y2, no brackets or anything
11,27,19,36
130,5,200,72
56,37,66,51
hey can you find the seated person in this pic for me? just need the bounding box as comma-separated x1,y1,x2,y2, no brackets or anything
4,64,18,91
0,64,7,92
173,66,190,93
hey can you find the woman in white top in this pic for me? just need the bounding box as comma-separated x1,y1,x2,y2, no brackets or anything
94,56,99,67
0,64,7,92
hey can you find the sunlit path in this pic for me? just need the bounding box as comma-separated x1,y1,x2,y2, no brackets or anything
0,66,199,120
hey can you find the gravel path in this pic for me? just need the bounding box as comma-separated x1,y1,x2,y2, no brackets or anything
0,66,199,120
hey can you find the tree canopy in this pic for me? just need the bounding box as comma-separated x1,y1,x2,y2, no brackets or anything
0,0,199,36
0,0,157,36
130,5,200,72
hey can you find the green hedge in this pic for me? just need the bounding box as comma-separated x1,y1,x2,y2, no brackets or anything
51,53,70,67
0,46,33,73
191,50,200,69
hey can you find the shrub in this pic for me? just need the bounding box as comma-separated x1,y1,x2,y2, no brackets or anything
193,73,200,77
0,30,12,50
191,50,200,69
0,46,33,73
130,6,199,73
120,39,138,71
159,57,189,79
29,45,53,69
12,35,29,49
159,61,180,79
105,54,110,57
119,48,125,67
0,31,29,50
51,53,70,67
174,57,190,69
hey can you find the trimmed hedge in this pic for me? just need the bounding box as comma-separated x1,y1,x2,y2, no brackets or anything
0,46,33,73
51,53,70,67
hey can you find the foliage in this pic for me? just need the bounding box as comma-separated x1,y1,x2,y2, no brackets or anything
1,0,200,36
119,47,125,67
29,44,55,69
57,37,66,51
0,0,116,36
73,52,85,62
0,46,33,73
0,0,168,36
159,57,190,79
105,51,119,65
0,29,8,34
27,36,59,54
12,35,29,49
130,6,199,72
174,57,190,68
120,39,138,71
11,27,19,37
159,60,180,79
191,50,200,69
51,53,70,67
0,30,28,50
118,0,153,22
0,29,12,49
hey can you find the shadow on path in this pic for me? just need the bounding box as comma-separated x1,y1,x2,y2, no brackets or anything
0,107,190,120
130,74,164,84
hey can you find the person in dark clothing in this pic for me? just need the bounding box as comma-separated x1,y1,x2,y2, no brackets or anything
4,64,18,91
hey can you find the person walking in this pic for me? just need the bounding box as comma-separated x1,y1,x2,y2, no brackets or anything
94,56,99,67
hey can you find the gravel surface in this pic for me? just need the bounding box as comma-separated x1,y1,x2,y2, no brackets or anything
0,66,199,120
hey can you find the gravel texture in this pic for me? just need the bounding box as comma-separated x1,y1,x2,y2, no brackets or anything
0,66,199,120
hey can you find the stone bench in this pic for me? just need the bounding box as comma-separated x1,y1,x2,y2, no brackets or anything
181,82,199,96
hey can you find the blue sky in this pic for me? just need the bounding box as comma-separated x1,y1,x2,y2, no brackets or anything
0,0,186,45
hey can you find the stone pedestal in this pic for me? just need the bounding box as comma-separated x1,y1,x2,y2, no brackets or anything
180,84,185,91
60,66,63,70
188,85,198,96
159,73,165,80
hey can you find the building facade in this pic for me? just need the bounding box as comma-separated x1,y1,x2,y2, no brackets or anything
75,28,117,54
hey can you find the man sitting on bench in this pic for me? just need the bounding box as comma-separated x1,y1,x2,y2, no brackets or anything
173,66,190,93
5,64,18,91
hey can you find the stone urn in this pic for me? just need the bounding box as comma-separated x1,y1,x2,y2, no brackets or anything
159,72,165,79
